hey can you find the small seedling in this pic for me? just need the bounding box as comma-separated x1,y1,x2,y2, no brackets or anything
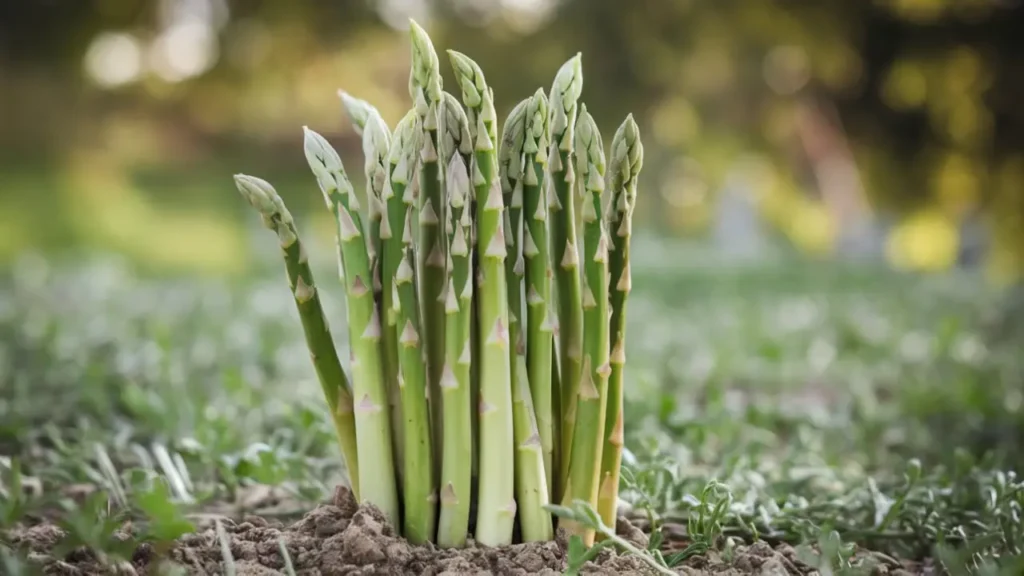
547,500,674,575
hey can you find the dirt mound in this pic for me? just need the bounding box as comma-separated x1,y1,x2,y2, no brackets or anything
8,487,657,575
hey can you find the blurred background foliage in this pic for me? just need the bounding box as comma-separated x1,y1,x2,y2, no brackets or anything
0,0,1021,281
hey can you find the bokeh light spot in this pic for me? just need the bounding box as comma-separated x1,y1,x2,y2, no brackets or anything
84,32,144,88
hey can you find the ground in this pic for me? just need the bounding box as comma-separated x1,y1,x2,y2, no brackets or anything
2,240,1023,574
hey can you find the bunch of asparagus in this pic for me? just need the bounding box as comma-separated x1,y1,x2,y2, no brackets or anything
233,21,643,549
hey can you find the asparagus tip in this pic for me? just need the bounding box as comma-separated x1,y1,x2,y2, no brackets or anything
552,54,583,103
302,126,345,181
611,115,643,181
575,106,605,177
338,90,374,135
446,50,489,110
233,173,277,213
439,92,473,160
409,19,441,102
363,109,391,159
446,49,471,76
408,17,428,38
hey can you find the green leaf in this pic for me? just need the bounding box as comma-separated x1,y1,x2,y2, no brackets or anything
135,480,195,544
543,503,577,521
573,500,604,528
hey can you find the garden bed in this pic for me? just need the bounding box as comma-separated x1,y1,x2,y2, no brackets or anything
7,485,936,575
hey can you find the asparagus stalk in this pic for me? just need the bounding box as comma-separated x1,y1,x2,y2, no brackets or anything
550,337,561,489
598,115,643,530
447,48,516,547
519,90,557,500
470,215,481,485
409,21,447,455
510,346,553,543
367,109,436,544
559,105,609,547
499,101,527,452
339,91,406,487
436,92,476,548
547,55,585,498
233,174,360,500
302,128,399,528
393,157,439,544
502,94,553,542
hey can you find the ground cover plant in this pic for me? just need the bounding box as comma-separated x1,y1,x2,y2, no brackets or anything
4,244,1024,574
4,22,1024,576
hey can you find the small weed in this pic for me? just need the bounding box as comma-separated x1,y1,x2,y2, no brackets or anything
547,500,675,575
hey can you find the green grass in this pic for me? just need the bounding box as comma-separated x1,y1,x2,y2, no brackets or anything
2,238,1023,574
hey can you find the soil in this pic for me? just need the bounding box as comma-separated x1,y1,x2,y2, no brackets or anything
6,487,926,575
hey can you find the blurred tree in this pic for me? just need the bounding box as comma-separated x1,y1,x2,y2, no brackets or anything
0,0,1021,277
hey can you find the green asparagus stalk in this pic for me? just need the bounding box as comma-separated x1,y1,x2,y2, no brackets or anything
499,100,527,445
547,55,585,498
447,48,516,547
233,174,361,500
302,128,399,528
339,91,406,488
502,94,553,542
393,142,439,545
559,105,609,547
470,230,481,485
510,350,553,543
436,92,476,548
409,21,447,456
519,90,557,501
598,115,643,530
368,108,437,544
550,337,561,489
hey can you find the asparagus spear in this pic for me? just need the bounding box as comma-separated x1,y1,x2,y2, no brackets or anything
356,108,436,544
559,105,609,547
447,48,516,547
547,55,585,499
233,174,361,500
339,91,406,488
598,115,643,530
409,21,447,454
519,90,557,500
502,94,553,542
303,128,399,528
499,100,527,455
436,92,476,548
516,93,557,537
